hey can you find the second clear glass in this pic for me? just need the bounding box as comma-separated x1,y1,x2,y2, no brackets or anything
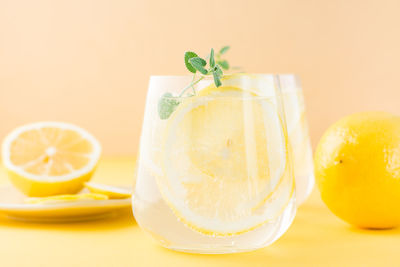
278,75,314,204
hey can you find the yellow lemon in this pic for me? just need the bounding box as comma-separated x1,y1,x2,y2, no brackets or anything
2,122,101,197
157,83,293,236
26,193,108,204
84,182,131,199
314,111,400,229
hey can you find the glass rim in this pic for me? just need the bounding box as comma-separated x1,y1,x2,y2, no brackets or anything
152,73,301,100
161,94,280,101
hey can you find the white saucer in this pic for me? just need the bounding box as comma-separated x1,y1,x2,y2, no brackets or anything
0,186,132,223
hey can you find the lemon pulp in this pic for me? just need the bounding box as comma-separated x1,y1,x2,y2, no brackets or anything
157,84,293,236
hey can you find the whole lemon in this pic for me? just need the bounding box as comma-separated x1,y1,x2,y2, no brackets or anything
314,111,400,229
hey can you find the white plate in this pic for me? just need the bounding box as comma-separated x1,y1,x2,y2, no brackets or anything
0,186,132,223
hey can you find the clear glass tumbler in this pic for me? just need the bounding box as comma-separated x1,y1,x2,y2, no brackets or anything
133,74,296,253
278,75,314,204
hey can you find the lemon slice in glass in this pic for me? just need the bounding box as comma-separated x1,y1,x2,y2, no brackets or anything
157,85,292,236
2,122,101,197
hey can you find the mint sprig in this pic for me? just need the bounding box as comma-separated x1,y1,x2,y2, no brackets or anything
158,93,180,120
158,46,231,120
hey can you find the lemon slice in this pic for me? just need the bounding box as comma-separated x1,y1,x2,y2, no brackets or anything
26,193,108,204
157,84,293,236
2,122,101,197
84,182,131,199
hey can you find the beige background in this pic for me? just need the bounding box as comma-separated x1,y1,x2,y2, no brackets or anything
1,0,400,155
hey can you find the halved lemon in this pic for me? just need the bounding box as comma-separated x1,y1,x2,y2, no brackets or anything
157,83,293,236
84,182,131,199
2,122,101,197
26,193,108,204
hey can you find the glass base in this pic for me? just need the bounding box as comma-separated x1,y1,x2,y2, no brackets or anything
145,196,297,254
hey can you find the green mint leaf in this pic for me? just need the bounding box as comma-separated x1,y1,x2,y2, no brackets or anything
217,60,229,70
219,46,230,55
189,57,208,75
213,71,222,87
209,48,215,68
199,68,208,75
189,57,206,67
214,64,223,76
158,92,180,120
184,52,198,73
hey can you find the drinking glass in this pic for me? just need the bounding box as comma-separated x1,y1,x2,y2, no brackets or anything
133,74,296,253
278,75,314,204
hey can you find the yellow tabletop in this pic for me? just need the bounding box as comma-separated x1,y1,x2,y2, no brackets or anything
0,157,399,267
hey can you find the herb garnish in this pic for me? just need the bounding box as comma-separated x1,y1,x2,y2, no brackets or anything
158,46,231,120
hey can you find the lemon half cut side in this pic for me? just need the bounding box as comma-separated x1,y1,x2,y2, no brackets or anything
2,122,101,197
158,85,293,236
